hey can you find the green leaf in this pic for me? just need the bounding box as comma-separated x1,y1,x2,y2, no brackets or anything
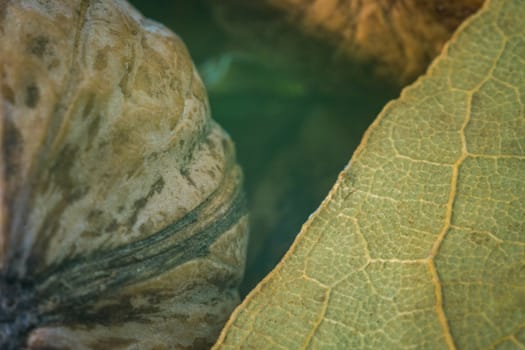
214,0,525,348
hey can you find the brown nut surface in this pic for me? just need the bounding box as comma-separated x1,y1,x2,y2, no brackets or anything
0,1,248,349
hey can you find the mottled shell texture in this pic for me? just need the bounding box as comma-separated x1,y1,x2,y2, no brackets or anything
0,0,248,349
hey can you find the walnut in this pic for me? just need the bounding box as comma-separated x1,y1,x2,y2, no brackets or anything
0,1,248,349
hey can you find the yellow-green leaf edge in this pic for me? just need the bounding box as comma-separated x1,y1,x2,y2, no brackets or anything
215,0,525,348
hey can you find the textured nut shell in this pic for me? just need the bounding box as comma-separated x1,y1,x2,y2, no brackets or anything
0,0,247,349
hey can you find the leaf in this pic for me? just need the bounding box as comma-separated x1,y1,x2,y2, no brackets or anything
214,0,525,348
199,57,398,296
0,0,247,349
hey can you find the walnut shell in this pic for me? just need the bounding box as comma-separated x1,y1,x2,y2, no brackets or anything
0,1,248,349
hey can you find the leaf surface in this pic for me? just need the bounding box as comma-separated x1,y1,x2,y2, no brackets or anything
215,0,525,348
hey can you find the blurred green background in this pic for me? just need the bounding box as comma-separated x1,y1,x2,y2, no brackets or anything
130,0,399,296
